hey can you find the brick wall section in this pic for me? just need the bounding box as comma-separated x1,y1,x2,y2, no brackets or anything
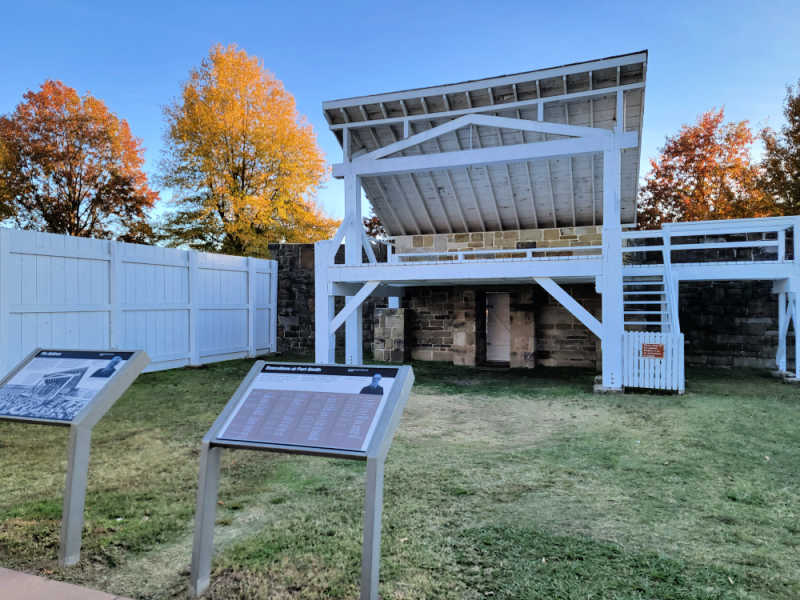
393,225,603,254
533,284,601,368
373,309,410,362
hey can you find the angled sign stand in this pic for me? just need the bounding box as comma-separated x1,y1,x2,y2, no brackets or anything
190,361,415,598
0,348,150,566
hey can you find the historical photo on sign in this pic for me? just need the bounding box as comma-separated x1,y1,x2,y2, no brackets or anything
217,364,399,452
0,350,134,422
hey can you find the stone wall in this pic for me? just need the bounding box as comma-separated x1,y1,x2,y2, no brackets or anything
680,280,794,369
373,308,410,363
268,243,380,357
393,225,603,254
533,283,601,368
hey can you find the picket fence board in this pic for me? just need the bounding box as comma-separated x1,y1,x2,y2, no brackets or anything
623,331,685,392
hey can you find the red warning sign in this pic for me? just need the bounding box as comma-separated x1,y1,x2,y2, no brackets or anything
641,343,665,359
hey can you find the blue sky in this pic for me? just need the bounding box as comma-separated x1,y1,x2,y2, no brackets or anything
2,0,799,221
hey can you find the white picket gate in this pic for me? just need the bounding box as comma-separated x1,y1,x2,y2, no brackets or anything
0,228,277,377
623,331,685,392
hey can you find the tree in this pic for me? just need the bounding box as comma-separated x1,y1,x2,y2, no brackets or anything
160,44,337,257
0,80,158,238
761,81,800,215
637,108,775,229
363,214,386,238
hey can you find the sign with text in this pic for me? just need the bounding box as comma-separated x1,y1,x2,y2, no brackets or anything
0,350,135,423
215,364,399,453
641,343,665,359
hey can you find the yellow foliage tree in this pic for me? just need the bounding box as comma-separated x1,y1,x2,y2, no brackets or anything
160,44,338,256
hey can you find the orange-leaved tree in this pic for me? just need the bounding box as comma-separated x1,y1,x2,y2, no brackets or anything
159,44,337,257
761,80,800,216
637,108,775,229
0,80,158,239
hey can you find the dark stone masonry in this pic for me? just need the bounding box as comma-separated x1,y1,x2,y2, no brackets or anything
269,243,794,371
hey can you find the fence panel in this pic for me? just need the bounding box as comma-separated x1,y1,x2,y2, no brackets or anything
623,331,685,392
0,229,277,377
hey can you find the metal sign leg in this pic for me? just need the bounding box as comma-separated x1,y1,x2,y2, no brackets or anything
59,425,92,567
360,456,385,600
190,443,222,597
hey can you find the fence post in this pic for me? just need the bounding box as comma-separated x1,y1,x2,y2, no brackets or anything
270,261,278,352
188,250,201,366
0,229,9,377
109,241,123,349
247,257,257,358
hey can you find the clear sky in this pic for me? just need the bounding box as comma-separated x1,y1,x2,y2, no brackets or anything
2,0,799,221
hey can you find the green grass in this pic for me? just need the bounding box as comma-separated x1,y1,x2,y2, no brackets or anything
1,359,798,599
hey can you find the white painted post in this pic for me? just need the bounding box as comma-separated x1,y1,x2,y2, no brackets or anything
600,144,624,390
190,443,222,596
188,250,201,366
345,174,364,365
109,241,123,349
247,257,257,358
0,228,9,377
794,294,800,379
794,219,800,263
777,291,787,373
314,241,335,363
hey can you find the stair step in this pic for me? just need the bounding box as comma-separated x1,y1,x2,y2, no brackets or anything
624,310,665,315
624,300,666,305
624,291,665,296
625,321,664,326
623,282,664,286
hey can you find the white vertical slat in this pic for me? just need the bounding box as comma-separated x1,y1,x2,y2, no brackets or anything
247,257,257,358
623,331,685,392
188,250,201,366
109,241,123,349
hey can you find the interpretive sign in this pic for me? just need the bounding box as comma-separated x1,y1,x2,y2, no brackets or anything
0,350,136,423
641,343,665,359
191,361,414,599
0,348,149,566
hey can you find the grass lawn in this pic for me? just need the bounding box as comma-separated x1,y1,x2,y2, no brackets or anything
1,358,799,599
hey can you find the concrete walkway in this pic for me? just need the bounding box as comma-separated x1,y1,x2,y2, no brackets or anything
0,567,131,599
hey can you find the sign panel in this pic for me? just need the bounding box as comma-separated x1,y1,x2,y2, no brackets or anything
216,363,398,453
641,343,665,359
0,350,135,423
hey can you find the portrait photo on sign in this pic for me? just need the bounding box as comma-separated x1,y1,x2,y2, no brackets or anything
217,364,398,453
0,351,133,422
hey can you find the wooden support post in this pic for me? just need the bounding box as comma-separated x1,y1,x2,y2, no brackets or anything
247,257,257,357
314,241,335,363
345,174,364,365
600,144,624,390
777,291,787,373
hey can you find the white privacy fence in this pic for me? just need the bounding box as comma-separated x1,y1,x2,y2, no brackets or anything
623,331,685,393
0,228,277,377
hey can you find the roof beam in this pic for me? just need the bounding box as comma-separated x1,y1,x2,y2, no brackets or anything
322,52,647,110
546,159,557,228
372,178,408,235
495,125,521,229
328,82,645,130
334,133,636,178
389,175,423,234
360,112,610,163
517,108,539,228
472,129,504,231
406,172,438,233
565,104,576,227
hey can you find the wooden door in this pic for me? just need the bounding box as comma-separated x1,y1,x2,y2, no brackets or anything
486,293,510,362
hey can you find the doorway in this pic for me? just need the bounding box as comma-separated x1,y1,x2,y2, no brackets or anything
485,292,511,363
